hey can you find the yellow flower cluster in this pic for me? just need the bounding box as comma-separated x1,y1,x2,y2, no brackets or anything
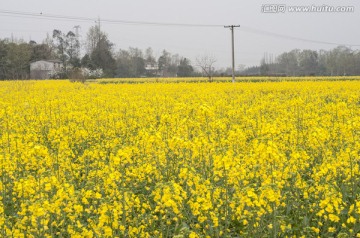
97,76,360,84
1,80,360,237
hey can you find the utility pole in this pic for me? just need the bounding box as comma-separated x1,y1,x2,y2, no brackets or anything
224,25,240,83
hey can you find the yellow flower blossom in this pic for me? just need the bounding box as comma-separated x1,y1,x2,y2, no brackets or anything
1,79,360,237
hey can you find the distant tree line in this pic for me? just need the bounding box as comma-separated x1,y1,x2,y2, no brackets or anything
0,38,53,79
2,26,360,80
0,25,194,80
242,46,360,76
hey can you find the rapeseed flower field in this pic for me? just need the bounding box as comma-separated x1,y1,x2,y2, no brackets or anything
1,80,360,237
96,76,360,84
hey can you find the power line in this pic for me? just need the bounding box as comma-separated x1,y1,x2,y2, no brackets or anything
0,9,223,28
1,9,359,47
239,26,360,47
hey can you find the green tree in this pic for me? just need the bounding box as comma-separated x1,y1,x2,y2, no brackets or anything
115,49,132,77
276,50,300,76
29,41,54,62
145,47,156,65
158,50,171,77
81,54,95,70
299,50,318,76
52,29,81,70
66,31,81,67
157,50,180,77
90,35,116,77
115,48,145,77
6,41,31,79
53,30,68,70
85,25,104,55
0,40,9,79
129,47,145,77
177,58,193,77
260,59,270,75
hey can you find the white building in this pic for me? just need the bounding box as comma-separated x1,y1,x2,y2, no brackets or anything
30,60,63,79
145,63,159,76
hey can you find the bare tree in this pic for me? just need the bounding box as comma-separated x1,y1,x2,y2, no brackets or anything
196,56,216,82
85,25,104,55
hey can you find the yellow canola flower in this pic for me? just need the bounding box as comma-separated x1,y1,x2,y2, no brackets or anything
1,79,360,237
328,214,340,222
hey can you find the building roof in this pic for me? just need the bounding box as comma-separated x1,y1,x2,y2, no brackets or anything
30,59,62,64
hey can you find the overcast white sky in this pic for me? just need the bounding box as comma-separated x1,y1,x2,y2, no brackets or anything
1,0,359,69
